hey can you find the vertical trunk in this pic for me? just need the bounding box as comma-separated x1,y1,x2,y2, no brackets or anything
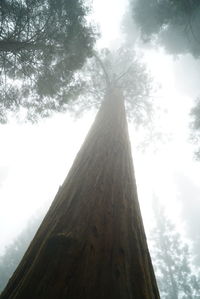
0,88,160,299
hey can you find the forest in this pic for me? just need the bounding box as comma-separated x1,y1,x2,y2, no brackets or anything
0,0,200,298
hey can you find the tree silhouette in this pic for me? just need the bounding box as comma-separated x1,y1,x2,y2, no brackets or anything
150,200,200,299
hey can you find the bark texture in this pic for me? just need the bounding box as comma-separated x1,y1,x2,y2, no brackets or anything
0,88,160,299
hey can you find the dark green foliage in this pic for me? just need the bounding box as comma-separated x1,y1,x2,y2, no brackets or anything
0,1,154,125
150,201,200,298
0,214,43,293
0,0,96,122
133,0,200,56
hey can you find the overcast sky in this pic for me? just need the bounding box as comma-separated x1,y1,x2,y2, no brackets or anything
0,0,200,259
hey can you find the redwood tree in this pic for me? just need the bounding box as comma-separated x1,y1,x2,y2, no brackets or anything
0,49,160,298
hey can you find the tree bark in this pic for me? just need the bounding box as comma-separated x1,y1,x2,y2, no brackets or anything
0,88,160,299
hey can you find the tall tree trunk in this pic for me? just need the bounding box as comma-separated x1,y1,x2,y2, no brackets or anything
0,88,160,299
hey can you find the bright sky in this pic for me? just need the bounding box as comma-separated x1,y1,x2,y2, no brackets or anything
0,112,95,252
1,0,200,255
92,0,128,47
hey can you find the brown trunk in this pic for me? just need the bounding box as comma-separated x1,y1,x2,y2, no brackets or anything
0,88,160,299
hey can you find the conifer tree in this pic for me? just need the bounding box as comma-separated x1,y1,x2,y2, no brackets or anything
0,47,160,299
150,201,200,299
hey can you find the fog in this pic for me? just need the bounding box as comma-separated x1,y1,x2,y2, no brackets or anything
0,0,200,297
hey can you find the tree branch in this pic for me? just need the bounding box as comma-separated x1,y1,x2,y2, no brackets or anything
115,62,134,84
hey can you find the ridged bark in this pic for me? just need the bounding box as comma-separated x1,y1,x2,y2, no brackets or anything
0,88,160,299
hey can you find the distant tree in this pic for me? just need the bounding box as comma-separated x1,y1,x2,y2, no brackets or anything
0,47,160,299
132,0,200,57
190,97,200,158
132,0,200,158
0,214,43,293
150,201,200,299
171,173,200,267
0,0,96,123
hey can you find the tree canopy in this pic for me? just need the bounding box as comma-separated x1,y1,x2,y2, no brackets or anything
132,0,200,56
75,47,154,128
0,0,96,123
0,1,156,127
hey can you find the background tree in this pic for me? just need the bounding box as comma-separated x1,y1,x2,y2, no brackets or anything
132,0,200,156
0,47,160,299
150,200,200,299
0,0,96,123
132,0,200,56
0,213,43,293
190,97,200,158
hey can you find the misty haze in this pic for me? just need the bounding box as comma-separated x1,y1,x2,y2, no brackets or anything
0,0,200,298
